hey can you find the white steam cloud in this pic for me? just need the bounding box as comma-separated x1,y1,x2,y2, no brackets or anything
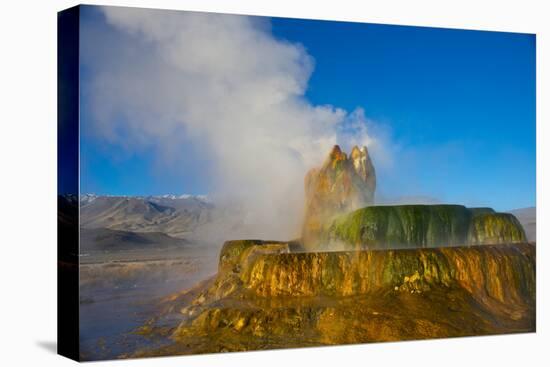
83,7,387,240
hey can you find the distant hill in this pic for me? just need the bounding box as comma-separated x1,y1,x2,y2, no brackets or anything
80,195,214,238
71,194,537,250
80,227,188,254
509,207,536,243
78,194,263,245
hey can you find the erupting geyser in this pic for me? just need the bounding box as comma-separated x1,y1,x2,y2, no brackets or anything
133,145,535,357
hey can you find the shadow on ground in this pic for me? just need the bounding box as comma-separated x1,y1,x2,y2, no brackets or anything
36,340,57,354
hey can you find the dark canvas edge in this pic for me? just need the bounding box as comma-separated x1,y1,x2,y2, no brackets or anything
57,4,80,362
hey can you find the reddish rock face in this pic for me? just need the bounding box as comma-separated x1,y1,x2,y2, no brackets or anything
302,145,376,250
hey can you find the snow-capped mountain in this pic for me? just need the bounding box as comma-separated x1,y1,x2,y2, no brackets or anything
80,193,98,204
79,193,210,205
78,194,214,238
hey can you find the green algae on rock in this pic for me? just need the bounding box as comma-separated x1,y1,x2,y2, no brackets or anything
469,212,526,245
322,204,526,250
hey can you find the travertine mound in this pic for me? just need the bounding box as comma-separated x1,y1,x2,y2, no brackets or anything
130,240,535,356
128,143,534,357
192,240,534,303
322,204,525,250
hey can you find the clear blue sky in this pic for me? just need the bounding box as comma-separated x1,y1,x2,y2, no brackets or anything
80,8,535,211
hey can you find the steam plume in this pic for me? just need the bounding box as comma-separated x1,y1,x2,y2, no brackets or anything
82,7,386,240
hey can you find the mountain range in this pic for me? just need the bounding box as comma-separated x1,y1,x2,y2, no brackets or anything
62,192,535,256
80,195,214,238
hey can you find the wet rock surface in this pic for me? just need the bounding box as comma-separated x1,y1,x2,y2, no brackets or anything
323,205,526,250
130,240,535,357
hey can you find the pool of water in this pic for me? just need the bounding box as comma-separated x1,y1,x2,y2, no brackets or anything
79,253,217,361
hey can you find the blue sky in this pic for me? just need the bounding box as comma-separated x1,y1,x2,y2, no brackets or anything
80,7,535,211
271,18,536,210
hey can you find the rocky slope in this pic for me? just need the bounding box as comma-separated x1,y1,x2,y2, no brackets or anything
322,205,526,250
80,195,214,238
302,145,376,249
80,227,189,254
131,239,535,357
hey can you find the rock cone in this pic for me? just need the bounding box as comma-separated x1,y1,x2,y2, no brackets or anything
302,145,376,250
